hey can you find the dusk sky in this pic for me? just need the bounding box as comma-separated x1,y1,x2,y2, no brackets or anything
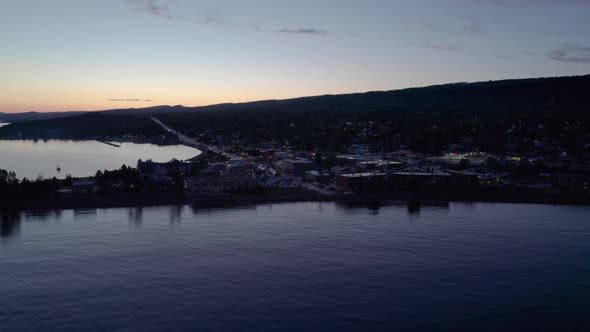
1,0,589,113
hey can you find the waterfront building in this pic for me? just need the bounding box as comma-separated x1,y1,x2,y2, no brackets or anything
275,158,315,177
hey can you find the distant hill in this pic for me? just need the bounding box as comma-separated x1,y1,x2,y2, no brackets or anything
0,111,86,123
0,112,168,140
120,74,590,115
1,74,589,152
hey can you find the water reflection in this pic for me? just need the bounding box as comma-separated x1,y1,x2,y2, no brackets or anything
73,209,97,220
0,211,21,238
128,207,143,226
24,210,61,221
367,201,381,215
0,139,200,179
407,200,421,216
335,200,450,217
334,200,384,215
190,203,258,216
169,205,184,224
0,202,588,331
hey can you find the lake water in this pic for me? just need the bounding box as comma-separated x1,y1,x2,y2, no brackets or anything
0,140,200,179
1,202,589,331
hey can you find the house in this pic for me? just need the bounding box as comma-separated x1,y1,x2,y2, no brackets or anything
190,175,256,193
226,159,251,176
165,158,191,174
356,159,404,172
72,178,96,193
304,170,332,184
330,166,355,174
304,170,320,182
138,159,191,181
256,175,301,189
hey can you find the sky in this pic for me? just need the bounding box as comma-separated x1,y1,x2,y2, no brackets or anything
1,0,589,113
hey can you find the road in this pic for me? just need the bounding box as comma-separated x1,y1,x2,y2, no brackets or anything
151,117,238,159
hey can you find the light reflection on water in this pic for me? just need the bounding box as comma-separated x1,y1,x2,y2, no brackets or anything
1,202,589,331
0,139,200,179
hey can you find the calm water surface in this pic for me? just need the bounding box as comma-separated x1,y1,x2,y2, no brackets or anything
1,202,589,331
0,139,200,179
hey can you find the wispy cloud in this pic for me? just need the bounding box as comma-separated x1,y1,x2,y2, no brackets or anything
425,22,485,35
275,28,327,36
424,23,450,33
203,8,226,25
463,23,485,35
107,99,152,102
549,44,590,63
127,0,181,20
127,1,231,28
424,42,461,52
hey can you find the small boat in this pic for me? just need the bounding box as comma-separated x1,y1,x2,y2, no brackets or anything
56,159,61,172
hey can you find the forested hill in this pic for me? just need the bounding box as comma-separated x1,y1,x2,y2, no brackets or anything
102,74,590,115
0,74,589,151
0,111,86,123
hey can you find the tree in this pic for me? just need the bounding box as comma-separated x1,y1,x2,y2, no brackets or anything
323,153,338,168
0,169,17,185
486,157,499,171
314,152,322,166
459,158,471,170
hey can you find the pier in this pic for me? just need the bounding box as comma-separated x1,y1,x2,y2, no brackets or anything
96,140,121,148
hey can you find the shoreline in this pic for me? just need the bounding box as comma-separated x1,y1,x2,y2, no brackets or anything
1,187,588,212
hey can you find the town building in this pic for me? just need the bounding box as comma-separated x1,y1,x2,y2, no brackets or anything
275,158,315,176
336,172,386,193
388,172,452,190
138,159,191,181
190,175,256,193
71,178,96,193
552,172,589,194
256,175,302,189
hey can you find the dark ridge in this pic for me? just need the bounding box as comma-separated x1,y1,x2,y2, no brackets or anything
0,111,86,123
1,74,589,143
0,113,169,140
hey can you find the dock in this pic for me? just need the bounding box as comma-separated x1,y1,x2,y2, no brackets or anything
96,140,121,148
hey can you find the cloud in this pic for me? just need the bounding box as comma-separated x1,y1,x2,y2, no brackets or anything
127,0,181,20
494,54,513,58
202,8,226,25
275,28,327,36
424,42,461,52
424,23,450,33
205,15,225,24
424,22,485,35
463,23,485,35
127,1,231,27
549,44,590,63
107,99,152,102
